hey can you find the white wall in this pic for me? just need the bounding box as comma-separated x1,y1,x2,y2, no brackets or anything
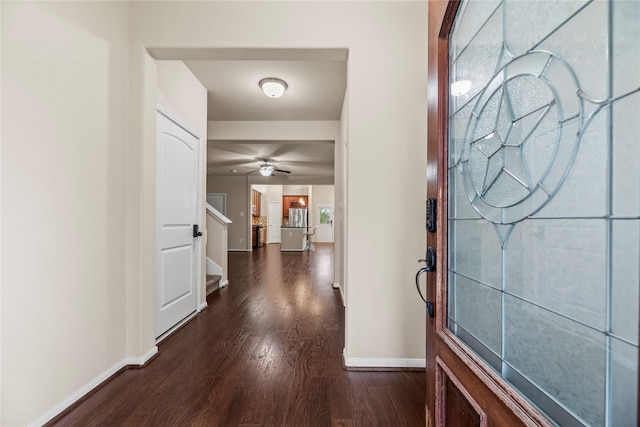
124,49,157,370
207,175,250,251
156,60,207,138
260,190,268,216
0,3,4,423
336,85,348,305
156,59,208,306
265,185,283,204
130,1,427,366
1,2,130,425
283,185,309,196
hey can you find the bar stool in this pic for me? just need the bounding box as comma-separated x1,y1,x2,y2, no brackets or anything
303,226,317,251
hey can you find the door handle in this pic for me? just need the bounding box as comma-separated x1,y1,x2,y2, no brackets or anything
416,247,436,318
193,224,203,238
418,246,436,271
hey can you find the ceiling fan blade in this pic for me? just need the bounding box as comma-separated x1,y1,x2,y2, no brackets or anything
265,145,290,159
208,159,257,167
278,159,333,166
245,169,260,175
207,143,259,158
274,168,291,174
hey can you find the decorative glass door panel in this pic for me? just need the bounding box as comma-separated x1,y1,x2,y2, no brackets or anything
447,1,639,425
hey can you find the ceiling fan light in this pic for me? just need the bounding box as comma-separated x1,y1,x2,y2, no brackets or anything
259,78,288,98
259,164,274,176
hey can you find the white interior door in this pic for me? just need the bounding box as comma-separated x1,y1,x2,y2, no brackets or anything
316,205,334,243
268,202,281,243
156,110,200,338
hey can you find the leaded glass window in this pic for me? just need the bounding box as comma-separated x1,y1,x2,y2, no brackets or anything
447,1,639,425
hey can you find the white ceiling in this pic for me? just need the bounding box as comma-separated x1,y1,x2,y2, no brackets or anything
206,139,335,178
158,48,348,182
185,60,347,121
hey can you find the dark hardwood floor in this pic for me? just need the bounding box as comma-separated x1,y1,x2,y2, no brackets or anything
52,243,425,426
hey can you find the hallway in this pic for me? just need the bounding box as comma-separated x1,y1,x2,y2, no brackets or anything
52,244,425,426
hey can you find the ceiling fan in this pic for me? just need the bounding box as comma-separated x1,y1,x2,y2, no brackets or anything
246,159,291,177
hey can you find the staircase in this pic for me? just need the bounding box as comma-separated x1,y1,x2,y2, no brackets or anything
206,203,231,294
206,275,222,295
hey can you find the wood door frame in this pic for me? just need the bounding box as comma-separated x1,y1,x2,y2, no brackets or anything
155,105,204,340
426,2,551,425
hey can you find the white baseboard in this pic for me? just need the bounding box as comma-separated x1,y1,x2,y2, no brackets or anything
220,280,229,288
29,346,158,427
343,348,425,369
332,283,345,306
123,346,158,367
198,301,208,311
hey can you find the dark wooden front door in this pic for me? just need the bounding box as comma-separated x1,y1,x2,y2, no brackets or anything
425,1,639,426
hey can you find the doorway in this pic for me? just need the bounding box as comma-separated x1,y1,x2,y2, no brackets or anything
155,109,201,339
144,46,347,371
268,201,281,244
316,205,334,243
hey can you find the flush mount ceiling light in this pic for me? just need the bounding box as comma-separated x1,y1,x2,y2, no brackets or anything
259,78,288,98
259,164,275,176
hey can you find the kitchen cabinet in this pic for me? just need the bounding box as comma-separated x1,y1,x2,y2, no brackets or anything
251,190,262,217
282,195,308,217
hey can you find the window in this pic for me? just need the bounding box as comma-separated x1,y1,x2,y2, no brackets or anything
447,1,639,425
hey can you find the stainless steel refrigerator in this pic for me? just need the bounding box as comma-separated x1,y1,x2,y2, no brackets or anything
288,208,308,228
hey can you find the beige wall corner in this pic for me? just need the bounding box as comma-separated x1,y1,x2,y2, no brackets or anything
0,2,3,422
207,175,251,251
2,2,130,424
